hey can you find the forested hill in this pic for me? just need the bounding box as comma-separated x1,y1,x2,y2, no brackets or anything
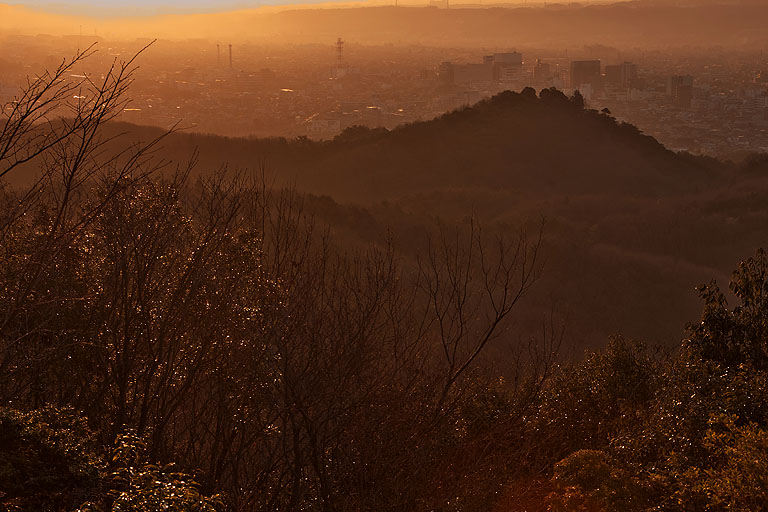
110,88,722,205
295,88,716,201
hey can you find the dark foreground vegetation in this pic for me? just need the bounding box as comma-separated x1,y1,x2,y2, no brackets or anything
2,49,768,511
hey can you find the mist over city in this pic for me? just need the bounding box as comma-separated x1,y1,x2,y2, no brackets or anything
1,0,768,510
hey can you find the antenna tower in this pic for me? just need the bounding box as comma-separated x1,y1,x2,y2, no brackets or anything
336,37,345,67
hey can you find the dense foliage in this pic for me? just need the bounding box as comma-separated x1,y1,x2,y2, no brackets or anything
0,406,223,511
544,250,768,511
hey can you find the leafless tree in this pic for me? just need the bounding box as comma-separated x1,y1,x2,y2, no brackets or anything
0,46,557,512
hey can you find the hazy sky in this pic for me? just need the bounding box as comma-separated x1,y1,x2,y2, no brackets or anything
5,0,319,15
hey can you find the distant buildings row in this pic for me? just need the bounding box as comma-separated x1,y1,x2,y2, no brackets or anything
439,52,524,86
570,60,638,96
569,60,694,106
438,53,702,108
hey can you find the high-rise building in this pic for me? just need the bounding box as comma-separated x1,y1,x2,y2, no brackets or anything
605,61,638,89
491,52,523,83
667,75,694,108
534,59,551,82
440,52,523,87
570,60,602,92
439,60,494,85
455,63,494,84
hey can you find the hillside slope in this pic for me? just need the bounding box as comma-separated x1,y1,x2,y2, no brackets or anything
131,88,720,204
25,88,766,352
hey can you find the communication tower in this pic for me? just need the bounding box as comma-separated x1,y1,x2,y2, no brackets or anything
335,37,345,67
